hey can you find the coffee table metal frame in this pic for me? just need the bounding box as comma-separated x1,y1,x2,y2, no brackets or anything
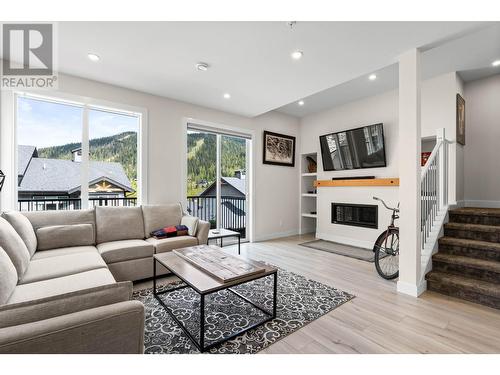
153,256,278,353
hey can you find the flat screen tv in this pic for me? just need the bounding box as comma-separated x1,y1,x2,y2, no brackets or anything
319,123,386,171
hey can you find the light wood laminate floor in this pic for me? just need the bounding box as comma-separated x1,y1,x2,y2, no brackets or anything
134,234,500,354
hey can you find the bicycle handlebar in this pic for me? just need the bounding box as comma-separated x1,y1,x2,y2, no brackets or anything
373,196,399,212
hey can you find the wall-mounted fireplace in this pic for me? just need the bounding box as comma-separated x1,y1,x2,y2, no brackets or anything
332,203,378,229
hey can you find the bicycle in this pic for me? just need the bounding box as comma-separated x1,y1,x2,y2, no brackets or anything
372,197,400,280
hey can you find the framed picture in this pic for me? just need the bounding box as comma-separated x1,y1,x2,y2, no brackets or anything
456,94,465,145
262,131,296,167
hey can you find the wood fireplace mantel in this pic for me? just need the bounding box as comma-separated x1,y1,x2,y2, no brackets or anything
314,178,399,187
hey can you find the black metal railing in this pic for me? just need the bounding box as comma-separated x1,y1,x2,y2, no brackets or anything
186,195,246,237
18,197,137,211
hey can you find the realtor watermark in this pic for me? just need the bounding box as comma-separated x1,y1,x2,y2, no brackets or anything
1,23,58,90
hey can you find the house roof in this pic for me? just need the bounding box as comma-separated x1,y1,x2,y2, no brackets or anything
18,145,37,177
18,146,133,193
199,176,246,197
220,177,246,195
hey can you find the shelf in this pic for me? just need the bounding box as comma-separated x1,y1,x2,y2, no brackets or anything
301,213,317,218
301,193,317,197
301,172,317,177
314,178,399,187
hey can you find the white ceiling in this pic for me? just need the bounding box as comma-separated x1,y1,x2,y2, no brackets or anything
35,21,492,117
278,23,500,117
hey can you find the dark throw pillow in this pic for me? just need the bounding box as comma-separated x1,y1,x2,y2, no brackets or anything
151,225,189,239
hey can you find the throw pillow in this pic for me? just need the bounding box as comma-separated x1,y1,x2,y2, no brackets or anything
151,225,189,239
35,224,94,250
0,247,18,305
181,215,199,236
2,211,37,257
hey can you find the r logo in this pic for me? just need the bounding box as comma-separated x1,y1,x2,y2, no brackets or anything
2,24,53,76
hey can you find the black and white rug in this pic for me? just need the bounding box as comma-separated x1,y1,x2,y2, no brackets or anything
133,266,354,354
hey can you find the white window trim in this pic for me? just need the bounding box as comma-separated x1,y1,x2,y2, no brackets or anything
9,90,148,210
182,117,255,243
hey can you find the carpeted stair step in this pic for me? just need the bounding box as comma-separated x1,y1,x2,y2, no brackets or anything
444,222,500,242
432,253,500,283
449,207,500,226
426,271,500,309
438,237,500,261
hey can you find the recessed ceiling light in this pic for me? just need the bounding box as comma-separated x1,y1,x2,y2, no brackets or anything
87,53,100,62
196,62,209,71
492,60,500,67
223,93,231,99
298,100,305,106
291,50,303,60
369,74,377,81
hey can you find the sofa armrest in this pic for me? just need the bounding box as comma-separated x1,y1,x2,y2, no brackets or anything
196,220,210,245
0,301,144,353
0,281,133,329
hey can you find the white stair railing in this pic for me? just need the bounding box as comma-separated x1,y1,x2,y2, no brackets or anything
420,128,450,274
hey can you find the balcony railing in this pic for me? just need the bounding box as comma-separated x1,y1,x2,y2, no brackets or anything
186,195,246,237
18,197,137,211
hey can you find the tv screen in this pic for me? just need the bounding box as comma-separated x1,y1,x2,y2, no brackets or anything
319,123,386,171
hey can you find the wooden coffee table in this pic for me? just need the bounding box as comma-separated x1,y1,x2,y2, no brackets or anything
153,245,277,352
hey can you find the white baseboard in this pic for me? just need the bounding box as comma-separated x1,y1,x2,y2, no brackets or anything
397,280,427,297
316,232,372,249
463,200,500,208
254,229,299,242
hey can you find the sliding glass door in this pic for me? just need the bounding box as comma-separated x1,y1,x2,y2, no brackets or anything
186,125,250,240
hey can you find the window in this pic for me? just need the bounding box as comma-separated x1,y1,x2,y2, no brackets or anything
16,94,143,211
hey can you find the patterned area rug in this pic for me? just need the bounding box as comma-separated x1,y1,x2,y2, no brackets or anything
133,266,354,354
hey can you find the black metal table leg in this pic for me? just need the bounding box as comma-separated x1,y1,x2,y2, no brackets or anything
153,258,157,296
238,234,241,255
220,237,223,248
200,294,205,352
273,271,278,318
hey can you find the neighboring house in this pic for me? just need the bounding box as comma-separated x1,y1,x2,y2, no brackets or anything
18,145,134,208
189,173,247,233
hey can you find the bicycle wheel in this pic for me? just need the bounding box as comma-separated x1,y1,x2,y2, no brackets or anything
373,228,399,280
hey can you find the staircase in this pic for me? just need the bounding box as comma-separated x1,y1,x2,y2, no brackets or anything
426,207,500,309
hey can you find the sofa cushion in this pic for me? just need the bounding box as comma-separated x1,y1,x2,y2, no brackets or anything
23,209,96,245
0,217,30,280
146,236,198,254
0,247,18,305
0,282,132,328
7,268,116,305
35,224,94,251
142,204,183,238
31,245,98,260
95,206,145,244
19,251,107,285
2,211,37,257
181,215,199,236
97,239,154,264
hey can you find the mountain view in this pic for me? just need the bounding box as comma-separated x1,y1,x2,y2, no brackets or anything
187,132,246,196
37,131,246,197
38,131,138,195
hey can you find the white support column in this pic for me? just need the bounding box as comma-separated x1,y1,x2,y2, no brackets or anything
397,49,424,297
436,128,447,210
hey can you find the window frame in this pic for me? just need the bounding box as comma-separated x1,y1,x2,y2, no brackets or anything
13,91,148,210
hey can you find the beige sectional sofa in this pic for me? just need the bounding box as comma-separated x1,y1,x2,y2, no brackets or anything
0,203,210,353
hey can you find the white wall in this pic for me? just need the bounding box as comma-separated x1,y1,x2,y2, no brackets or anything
463,74,500,206
421,71,464,205
0,73,300,241
300,90,400,248
299,72,462,248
